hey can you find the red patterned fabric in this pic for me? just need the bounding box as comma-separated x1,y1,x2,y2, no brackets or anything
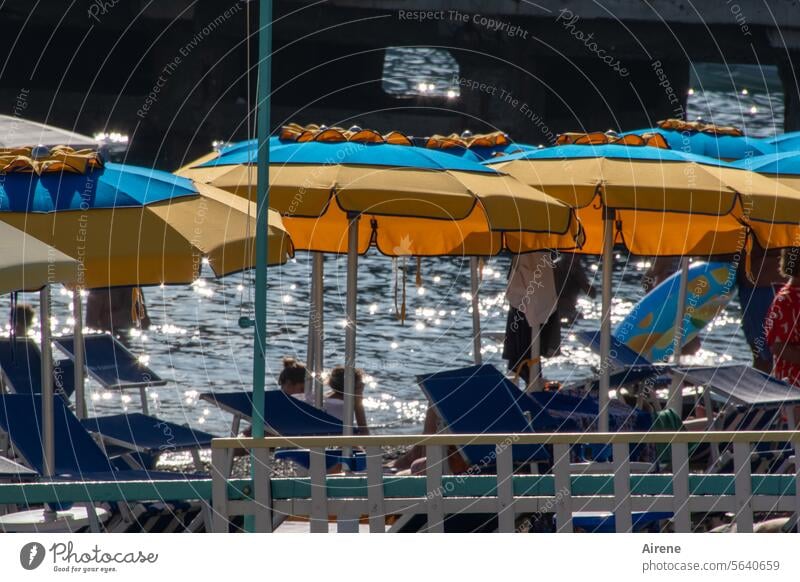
765,283,800,385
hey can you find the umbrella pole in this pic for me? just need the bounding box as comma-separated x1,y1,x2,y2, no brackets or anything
667,257,690,415
469,257,482,365
312,252,325,408
598,209,615,433
304,273,316,401
73,290,86,420
40,286,54,478
252,0,272,441
525,326,543,392
343,213,360,445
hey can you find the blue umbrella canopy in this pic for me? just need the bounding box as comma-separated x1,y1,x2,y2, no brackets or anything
730,151,800,175
764,131,800,153
619,127,775,160
0,162,197,211
198,139,499,173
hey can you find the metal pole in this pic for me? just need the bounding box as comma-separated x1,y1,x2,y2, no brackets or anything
252,0,272,440
304,269,316,401
525,326,543,392
73,290,86,420
343,213,360,440
312,252,325,408
598,208,615,433
40,286,54,477
667,257,690,415
469,257,482,365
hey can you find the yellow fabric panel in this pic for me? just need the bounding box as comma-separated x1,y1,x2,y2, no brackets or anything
0,222,79,293
600,159,737,213
177,164,335,216
282,203,372,254
492,158,601,207
616,210,746,255
371,209,503,256
0,209,198,288
0,185,292,287
333,165,476,220
454,172,574,233
748,223,800,250
722,170,800,224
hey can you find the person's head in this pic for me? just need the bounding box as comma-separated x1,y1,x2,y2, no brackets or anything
328,366,365,396
13,303,35,336
278,357,307,395
780,247,800,278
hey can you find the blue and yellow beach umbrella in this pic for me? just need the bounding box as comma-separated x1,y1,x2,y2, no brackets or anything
0,147,293,288
177,127,584,255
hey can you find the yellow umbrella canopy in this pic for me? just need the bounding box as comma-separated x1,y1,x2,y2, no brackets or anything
176,127,584,255
0,147,293,288
0,221,79,294
490,141,800,255
729,152,800,249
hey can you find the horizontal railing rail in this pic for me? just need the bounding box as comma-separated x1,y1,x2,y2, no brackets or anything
211,431,800,534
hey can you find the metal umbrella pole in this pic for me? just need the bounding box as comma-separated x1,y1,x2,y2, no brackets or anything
304,269,316,401
73,290,87,420
40,286,55,478
667,257,690,415
598,209,615,433
342,213,360,441
469,257,482,365
312,252,325,407
304,252,325,405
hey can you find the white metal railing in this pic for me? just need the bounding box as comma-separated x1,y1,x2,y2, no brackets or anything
210,431,800,533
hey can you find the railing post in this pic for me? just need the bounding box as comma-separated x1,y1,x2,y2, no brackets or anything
253,447,273,533
613,442,632,533
671,442,691,532
425,444,445,532
733,441,754,533
211,447,230,533
366,446,385,533
553,443,572,532
310,447,328,533
496,442,515,532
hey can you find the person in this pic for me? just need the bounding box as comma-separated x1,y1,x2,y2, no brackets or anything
502,251,560,386
325,366,369,434
278,357,307,395
738,242,785,373
11,303,35,336
85,286,151,335
553,253,596,325
765,247,800,386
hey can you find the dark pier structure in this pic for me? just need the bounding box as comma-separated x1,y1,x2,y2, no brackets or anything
1,0,798,167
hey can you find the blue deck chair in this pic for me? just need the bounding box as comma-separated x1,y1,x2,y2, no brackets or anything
675,365,800,471
0,394,211,532
200,390,362,471
54,335,166,415
0,394,204,481
417,366,551,467
80,413,216,470
200,390,343,436
0,337,75,400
